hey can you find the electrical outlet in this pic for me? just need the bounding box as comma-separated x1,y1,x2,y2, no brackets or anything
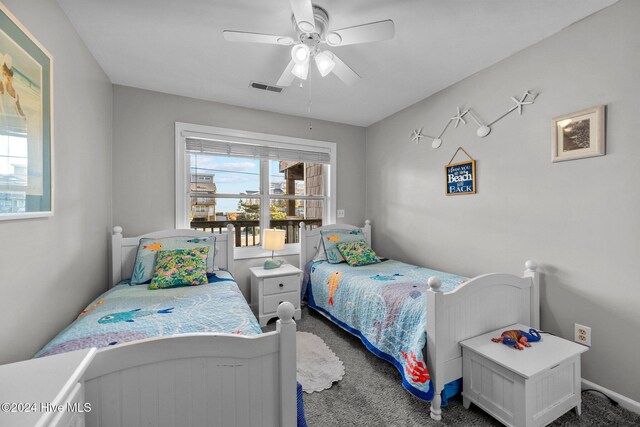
337,209,345,218
574,323,591,347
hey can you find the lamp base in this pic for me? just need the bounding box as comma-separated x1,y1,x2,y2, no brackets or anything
264,258,284,270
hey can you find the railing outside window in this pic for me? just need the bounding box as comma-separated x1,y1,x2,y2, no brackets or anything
191,219,322,247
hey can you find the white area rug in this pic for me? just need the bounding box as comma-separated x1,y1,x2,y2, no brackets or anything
297,331,345,393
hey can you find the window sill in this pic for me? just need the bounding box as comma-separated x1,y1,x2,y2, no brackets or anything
234,244,301,260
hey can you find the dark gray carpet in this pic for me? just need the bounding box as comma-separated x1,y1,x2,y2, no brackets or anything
264,306,640,426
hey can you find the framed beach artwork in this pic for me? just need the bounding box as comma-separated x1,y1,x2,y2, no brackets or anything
552,105,605,163
0,4,52,220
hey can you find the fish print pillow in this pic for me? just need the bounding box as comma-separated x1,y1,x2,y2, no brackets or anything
336,240,380,267
130,236,216,285
148,248,209,289
320,229,366,264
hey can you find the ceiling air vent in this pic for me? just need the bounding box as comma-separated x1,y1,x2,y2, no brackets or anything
250,81,284,93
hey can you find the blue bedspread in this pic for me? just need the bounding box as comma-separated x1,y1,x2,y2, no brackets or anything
307,259,467,401
35,271,262,357
36,271,308,426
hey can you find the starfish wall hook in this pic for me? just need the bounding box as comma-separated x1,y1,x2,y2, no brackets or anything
408,90,539,148
411,128,425,144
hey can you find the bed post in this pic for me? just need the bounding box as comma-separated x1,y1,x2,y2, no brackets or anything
363,219,372,245
276,302,297,427
226,223,235,275
111,226,123,287
299,221,307,275
524,260,540,329
426,276,445,421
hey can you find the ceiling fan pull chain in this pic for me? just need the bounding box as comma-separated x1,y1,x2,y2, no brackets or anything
308,76,313,131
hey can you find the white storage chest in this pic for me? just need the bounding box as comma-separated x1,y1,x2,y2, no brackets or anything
460,324,588,427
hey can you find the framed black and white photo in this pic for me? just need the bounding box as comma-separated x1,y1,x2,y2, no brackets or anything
0,4,53,220
552,105,604,163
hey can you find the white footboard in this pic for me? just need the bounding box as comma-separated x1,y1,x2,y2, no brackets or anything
84,303,297,427
425,261,540,420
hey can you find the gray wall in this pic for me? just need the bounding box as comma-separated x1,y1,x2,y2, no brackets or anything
366,0,639,401
0,0,112,363
112,85,366,296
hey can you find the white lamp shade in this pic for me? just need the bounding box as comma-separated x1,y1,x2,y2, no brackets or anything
262,229,286,251
291,44,310,64
314,51,335,77
292,61,309,80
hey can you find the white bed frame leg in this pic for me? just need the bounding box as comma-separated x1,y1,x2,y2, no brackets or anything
463,395,471,409
276,302,297,427
426,276,444,421
430,394,442,421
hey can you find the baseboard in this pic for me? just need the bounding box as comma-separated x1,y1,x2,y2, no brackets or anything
582,379,640,415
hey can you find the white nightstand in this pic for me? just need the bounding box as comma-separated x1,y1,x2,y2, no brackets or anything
0,347,96,427
460,324,588,427
250,264,302,327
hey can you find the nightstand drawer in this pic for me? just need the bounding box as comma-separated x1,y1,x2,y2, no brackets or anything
263,274,299,296
263,291,299,314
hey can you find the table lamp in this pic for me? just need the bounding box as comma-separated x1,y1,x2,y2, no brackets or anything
262,229,286,269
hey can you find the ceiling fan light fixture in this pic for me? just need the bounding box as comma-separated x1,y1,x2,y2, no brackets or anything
292,62,309,80
315,51,335,77
291,44,310,64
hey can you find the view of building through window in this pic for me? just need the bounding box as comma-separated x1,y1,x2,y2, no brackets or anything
189,154,324,246
0,134,27,214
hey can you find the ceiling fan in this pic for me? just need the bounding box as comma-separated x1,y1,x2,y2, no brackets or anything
223,0,395,87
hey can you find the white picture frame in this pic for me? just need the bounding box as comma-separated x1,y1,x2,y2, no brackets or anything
0,3,54,220
552,105,605,163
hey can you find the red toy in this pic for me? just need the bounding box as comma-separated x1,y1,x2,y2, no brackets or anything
491,328,541,350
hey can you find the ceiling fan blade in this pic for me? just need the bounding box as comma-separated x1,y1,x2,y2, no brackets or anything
276,60,296,87
330,53,360,86
326,20,395,47
223,30,294,45
289,0,316,33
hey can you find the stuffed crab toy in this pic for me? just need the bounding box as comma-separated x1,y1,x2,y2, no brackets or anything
491,328,541,350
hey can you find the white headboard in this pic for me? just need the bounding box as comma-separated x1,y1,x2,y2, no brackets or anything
111,224,235,287
299,220,372,268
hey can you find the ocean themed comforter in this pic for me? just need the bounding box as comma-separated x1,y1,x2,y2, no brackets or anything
36,271,262,357
306,259,467,401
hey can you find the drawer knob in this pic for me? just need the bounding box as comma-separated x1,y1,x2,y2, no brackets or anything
279,283,284,288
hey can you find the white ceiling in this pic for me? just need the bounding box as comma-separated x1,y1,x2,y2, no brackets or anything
57,0,617,127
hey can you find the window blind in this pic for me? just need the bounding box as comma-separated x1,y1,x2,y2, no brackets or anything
185,136,331,164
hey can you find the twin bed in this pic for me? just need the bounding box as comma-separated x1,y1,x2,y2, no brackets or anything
36,221,539,425
37,225,298,427
300,220,539,420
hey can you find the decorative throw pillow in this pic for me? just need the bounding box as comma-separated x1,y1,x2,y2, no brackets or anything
148,248,209,289
320,229,365,264
336,240,380,267
130,236,216,284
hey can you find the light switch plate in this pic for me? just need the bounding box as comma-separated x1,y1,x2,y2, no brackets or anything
337,209,345,218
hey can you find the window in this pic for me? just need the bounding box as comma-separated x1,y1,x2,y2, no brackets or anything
0,134,28,214
175,123,336,253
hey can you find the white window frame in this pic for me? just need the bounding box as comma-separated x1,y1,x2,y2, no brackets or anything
175,122,336,257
